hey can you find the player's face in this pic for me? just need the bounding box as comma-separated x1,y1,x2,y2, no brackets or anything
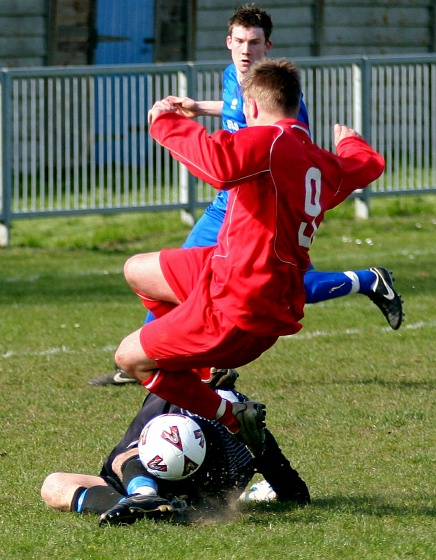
226,26,272,79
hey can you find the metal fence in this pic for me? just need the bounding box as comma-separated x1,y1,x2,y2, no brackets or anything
1,54,435,233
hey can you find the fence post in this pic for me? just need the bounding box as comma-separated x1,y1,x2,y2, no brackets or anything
177,66,194,227
352,58,370,219
178,62,198,225
0,69,11,245
187,62,198,223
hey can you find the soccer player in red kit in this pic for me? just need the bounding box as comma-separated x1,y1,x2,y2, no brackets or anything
114,59,385,455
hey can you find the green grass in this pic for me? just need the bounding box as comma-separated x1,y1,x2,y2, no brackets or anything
0,199,435,559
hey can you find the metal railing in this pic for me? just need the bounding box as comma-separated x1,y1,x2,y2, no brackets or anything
1,54,435,233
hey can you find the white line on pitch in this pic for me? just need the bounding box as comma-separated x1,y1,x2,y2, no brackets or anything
283,320,435,341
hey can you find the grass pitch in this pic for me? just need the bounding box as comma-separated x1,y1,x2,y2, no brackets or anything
0,198,435,559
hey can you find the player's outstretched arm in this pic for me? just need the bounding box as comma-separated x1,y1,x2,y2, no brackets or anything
166,95,223,118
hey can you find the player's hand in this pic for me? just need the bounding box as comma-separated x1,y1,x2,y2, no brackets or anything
334,124,362,147
148,99,177,125
166,95,199,118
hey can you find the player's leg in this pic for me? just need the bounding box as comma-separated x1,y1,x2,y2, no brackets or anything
115,320,269,457
142,368,267,457
124,251,181,308
304,268,369,303
89,246,211,387
88,251,181,387
114,327,212,396
88,250,180,387
143,195,225,322
89,200,225,386
40,472,118,513
142,206,223,321
99,453,183,526
304,266,403,329
114,330,238,431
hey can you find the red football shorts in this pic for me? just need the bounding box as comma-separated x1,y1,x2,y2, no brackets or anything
139,246,277,371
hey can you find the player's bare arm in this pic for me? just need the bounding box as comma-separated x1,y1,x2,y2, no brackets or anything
166,96,223,118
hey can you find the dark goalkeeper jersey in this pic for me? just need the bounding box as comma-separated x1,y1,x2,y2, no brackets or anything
101,390,254,502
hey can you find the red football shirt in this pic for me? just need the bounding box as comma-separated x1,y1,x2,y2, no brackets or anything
151,115,385,336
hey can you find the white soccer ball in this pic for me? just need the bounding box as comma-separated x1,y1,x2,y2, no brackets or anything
138,413,206,480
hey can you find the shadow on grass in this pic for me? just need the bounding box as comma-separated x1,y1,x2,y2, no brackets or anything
351,377,436,390
0,274,128,304
238,495,435,526
311,495,436,517
279,377,436,391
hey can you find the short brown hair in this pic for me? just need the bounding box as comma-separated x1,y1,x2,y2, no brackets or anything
228,3,273,41
241,59,301,116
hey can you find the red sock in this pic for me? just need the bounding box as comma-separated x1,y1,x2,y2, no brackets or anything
133,289,176,318
142,369,224,420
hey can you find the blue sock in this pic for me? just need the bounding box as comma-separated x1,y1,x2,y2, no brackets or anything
73,486,125,514
75,488,88,513
355,269,377,294
304,269,376,304
304,270,354,303
127,475,158,496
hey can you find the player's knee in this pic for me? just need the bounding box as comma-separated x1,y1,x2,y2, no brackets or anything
124,252,158,289
40,472,62,506
114,346,127,372
123,255,140,286
114,343,133,374
114,330,144,374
